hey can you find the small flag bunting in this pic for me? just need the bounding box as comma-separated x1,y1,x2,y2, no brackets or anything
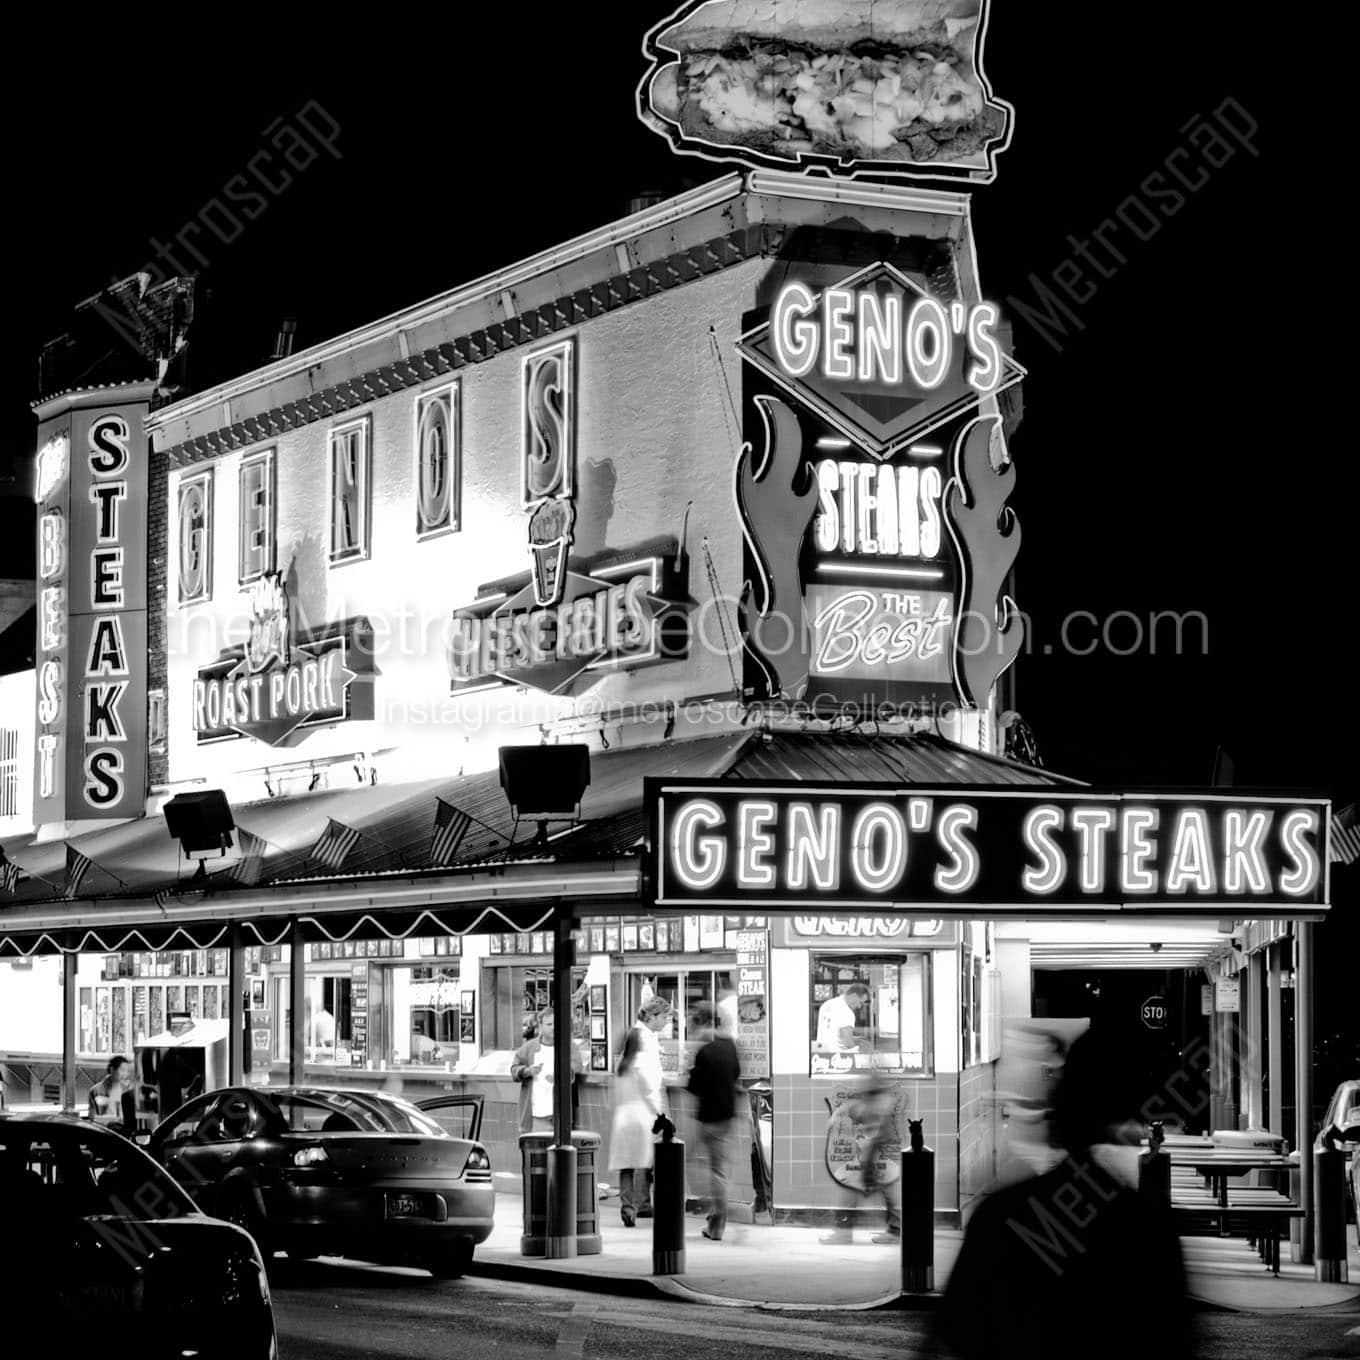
65,845,94,900
230,828,269,885
0,854,20,895
311,818,360,872
429,800,473,867
1331,802,1360,867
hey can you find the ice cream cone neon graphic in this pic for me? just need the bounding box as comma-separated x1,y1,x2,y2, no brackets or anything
528,498,575,607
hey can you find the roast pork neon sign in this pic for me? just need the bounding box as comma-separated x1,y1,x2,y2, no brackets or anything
647,782,1330,911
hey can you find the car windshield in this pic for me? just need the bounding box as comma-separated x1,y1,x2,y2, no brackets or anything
269,1091,448,1138
0,1123,197,1221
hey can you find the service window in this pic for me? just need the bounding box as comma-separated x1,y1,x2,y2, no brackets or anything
481,963,587,1052
808,953,932,1077
623,968,735,1079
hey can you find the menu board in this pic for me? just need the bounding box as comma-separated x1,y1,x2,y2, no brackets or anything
350,963,369,1066
734,930,770,1079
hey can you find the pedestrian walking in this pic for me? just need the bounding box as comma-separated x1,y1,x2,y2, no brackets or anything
936,1028,1191,1360
686,1001,741,1241
608,996,671,1225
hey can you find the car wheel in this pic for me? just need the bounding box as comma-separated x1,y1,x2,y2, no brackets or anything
426,1240,473,1280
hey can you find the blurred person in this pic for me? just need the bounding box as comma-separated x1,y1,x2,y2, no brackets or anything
88,1055,135,1130
821,1081,901,1245
937,1028,1191,1360
717,987,740,1038
608,996,671,1225
686,1002,741,1241
815,982,869,1052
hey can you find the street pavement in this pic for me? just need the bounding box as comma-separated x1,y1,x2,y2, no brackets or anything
268,1265,1360,1359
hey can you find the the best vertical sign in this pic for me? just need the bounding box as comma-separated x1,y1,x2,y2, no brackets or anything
33,393,149,823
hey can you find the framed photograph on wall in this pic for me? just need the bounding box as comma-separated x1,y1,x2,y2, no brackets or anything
461,990,476,1017
655,921,670,952
589,985,606,1013
622,924,638,952
489,934,502,954
604,926,620,953
589,927,604,953
638,923,655,951
590,1042,608,1071
250,979,266,1009
590,1014,606,1041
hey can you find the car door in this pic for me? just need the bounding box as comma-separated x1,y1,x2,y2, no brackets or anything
154,1092,259,1207
416,1094,484,1143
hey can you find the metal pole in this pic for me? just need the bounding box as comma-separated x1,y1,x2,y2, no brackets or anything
62,952,77,1112
1246,949,1263,1128
1295,923,1314,1266
289,920,306,1086
546,908,577,1259
1208,981,1223,1131
1267,942,1283,1137
228,923,246,1085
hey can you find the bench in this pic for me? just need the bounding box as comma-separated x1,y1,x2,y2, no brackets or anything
1170,1193,1304,1274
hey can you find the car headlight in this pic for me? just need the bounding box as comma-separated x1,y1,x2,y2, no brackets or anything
291,1145,330,1168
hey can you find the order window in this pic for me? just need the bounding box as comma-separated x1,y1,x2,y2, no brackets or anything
623,968,736,1079
808,953,932,1077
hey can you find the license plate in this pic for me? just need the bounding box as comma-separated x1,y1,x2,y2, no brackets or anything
386,1193,424,1219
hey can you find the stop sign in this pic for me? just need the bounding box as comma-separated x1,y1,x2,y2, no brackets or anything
1140,996,1169,1030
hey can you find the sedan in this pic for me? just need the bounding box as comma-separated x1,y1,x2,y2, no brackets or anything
146,1086,493,1278
1318,1079,1360,1244
0,1114,277,1359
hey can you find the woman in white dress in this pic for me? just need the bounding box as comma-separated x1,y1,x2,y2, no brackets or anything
608,997,671,1226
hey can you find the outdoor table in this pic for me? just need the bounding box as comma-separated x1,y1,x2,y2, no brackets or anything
1185,1156,1289,1235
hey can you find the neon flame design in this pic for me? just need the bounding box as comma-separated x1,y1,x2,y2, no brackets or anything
735,396,819,699
943,414,1023,707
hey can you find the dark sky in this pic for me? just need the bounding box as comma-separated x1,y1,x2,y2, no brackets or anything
3,8,1352,805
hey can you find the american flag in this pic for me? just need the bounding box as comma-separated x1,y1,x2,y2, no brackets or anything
230,828,269,885
0,855,20,895
1330,802,1360,867
311,818,360,871
429,800,473,866
65,845,93,899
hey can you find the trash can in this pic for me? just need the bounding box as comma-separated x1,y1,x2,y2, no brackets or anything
519,1132,554,1256
521,1130,601,1256
573,1130,602,1255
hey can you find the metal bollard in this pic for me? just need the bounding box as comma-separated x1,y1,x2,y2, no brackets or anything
1139,1122,1171,1208
900,1119,934,1293
1314,1144,1350,1283
651,1115,686,1276
546,1143,578,1260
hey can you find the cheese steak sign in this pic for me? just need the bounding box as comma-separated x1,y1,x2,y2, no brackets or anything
647,781,1331,913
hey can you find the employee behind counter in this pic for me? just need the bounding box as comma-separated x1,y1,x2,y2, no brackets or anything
87,1055,138,1131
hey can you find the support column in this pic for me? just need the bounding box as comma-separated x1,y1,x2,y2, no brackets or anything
62,952,77,1112
228,924,246,1085
1245,950,1264,1129
547,907,577,1260
1295,924,1314,1266
1208,980,1224,1131
289,920,307,1086
1268,943,1283,1136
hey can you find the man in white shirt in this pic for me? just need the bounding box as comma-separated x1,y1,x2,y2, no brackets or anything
816,983,870,1052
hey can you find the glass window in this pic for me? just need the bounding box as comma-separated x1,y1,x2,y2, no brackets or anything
329,418,370,564
624,969,735,1079
809,953,932,1077
482,964,586,1052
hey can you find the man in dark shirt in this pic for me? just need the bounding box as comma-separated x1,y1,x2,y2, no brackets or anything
687,1002,742,1241
936,1028,1192,1360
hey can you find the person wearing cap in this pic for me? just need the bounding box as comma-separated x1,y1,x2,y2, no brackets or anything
608,996,671,1226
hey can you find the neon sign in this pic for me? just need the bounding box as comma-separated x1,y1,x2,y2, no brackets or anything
648,781,1330,911
193,572,370,745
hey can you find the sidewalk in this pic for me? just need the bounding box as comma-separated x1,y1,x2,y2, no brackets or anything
470,1176,1360,1313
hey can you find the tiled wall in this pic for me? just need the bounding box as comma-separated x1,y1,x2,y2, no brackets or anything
959,1060,1000,1218
773,1072,960,1225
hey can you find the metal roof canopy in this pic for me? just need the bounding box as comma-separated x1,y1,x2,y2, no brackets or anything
1019,919,1241,972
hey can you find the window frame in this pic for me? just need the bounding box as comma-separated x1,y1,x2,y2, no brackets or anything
328,414,372,566
414,384,460,540
808,951,934,1079
176,469,213,605
238,448,276,585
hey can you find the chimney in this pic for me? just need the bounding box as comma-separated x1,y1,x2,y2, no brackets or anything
271,317,297,361
627,189,667,215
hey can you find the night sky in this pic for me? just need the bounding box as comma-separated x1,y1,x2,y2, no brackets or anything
3,11,1353,1022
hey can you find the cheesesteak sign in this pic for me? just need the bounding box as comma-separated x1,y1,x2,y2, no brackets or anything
647,781,1330,912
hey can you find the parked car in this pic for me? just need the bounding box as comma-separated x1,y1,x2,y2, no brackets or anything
0,1114,277,1359
1317,1079,1360,1242
145,1086,492,1278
